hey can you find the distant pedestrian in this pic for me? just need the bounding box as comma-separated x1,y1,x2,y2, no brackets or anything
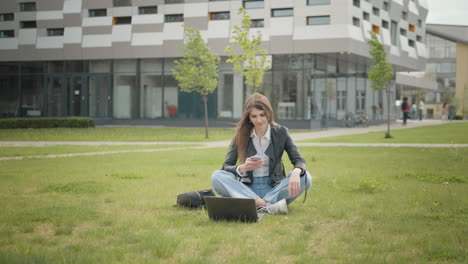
448,103,456,120
410,102,417,120
441,103,448,120
371,105,377,120
418,100,424,121
401,97,410,126
378,103,383,120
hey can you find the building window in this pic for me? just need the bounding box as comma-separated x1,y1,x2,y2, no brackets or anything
165,14,183,22
307,15,330,25
383,1,389,11
390,20,397,45
209,11,230,20
409,24,415,32
20,21,36,28
272,8,293,17
19,2,36,12
337,91,347,111
113,16,132,25
47,28,64,36
400,28,406,36
113,0,131,7
138,6,158,15
307,0,330,5
408,39,415,47
372,24,380,34
418,19,422,27
0,30,14,38
402,11,407,20
165,0,184,4
363,11,370,21
251,19,264,28
416,35,422,42
89,9,107,17
353,0,360,8
243,0,264,9
372,7,380,16
382,20,389,29
353,17,360,27
0,13,14,22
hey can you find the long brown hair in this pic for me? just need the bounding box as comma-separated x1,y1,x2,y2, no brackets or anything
234,93,277,163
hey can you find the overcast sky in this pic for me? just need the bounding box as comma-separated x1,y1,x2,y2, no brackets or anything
426,0,468,26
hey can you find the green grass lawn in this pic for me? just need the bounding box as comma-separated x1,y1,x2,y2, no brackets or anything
0,146,466,263
302,122,468,144
0,145,197,158
0,127,236,142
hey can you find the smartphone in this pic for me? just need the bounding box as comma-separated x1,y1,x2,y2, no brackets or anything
249,156,262,161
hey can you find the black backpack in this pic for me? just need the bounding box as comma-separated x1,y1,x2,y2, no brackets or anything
176,189,216,209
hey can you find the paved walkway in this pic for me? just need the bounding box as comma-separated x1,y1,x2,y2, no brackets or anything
1,119,467,161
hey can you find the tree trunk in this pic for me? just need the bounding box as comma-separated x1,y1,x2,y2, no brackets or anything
203,94,209,139
385,86,392,138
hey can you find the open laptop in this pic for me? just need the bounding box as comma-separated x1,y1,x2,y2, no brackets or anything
205,197,265,222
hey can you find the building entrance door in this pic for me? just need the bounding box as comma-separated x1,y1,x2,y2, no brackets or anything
47,74,88,117
88,74,111,118
68,75,87,117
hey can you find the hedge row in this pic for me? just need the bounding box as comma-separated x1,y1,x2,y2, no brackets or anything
0,117,95,129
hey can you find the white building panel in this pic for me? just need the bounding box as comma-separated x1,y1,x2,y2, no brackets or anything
82,17,113,27
64,27,82,43
162,4,185,15
0,38,18,50
381,29,391,46
408,47,417,58
131,32,163,46
37,11,64,20
37,36,64,49
18,29,37,45
294,24,354,41
207,20,230,39
208,1,231,12
249,28,270,41
408,1,419,16
132,14,164,24
63,0,82,14
418,0,429,9
270,17,293,36
362,21,372,40
390,46,400,57
400,36,409,52
112,25,132,42
270,0,293,8
82,34,112,47
184,3,208,18
416,42,427,58
348,25,365,42
163,22,184,40
393,0,404,6
113,7,133,17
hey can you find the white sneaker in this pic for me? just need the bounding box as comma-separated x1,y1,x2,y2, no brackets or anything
265,199,288,214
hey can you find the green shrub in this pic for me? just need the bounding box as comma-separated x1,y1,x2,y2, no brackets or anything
0,117,95,129
454,115,463,120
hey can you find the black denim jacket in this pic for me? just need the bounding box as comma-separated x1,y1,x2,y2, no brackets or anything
222,125,307,186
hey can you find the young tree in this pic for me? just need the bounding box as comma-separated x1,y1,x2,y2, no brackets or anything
225,7,271,93
172,26,220,139
367,31,394,138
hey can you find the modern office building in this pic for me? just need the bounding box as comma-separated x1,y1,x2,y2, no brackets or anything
0,0,429,128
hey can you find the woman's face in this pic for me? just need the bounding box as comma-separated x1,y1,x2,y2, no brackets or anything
249,108,268,131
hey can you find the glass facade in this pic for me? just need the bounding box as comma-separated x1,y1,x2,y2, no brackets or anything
425,33,457,103
0,54,391,127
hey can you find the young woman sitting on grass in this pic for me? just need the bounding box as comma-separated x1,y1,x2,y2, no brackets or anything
211,93,312,214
